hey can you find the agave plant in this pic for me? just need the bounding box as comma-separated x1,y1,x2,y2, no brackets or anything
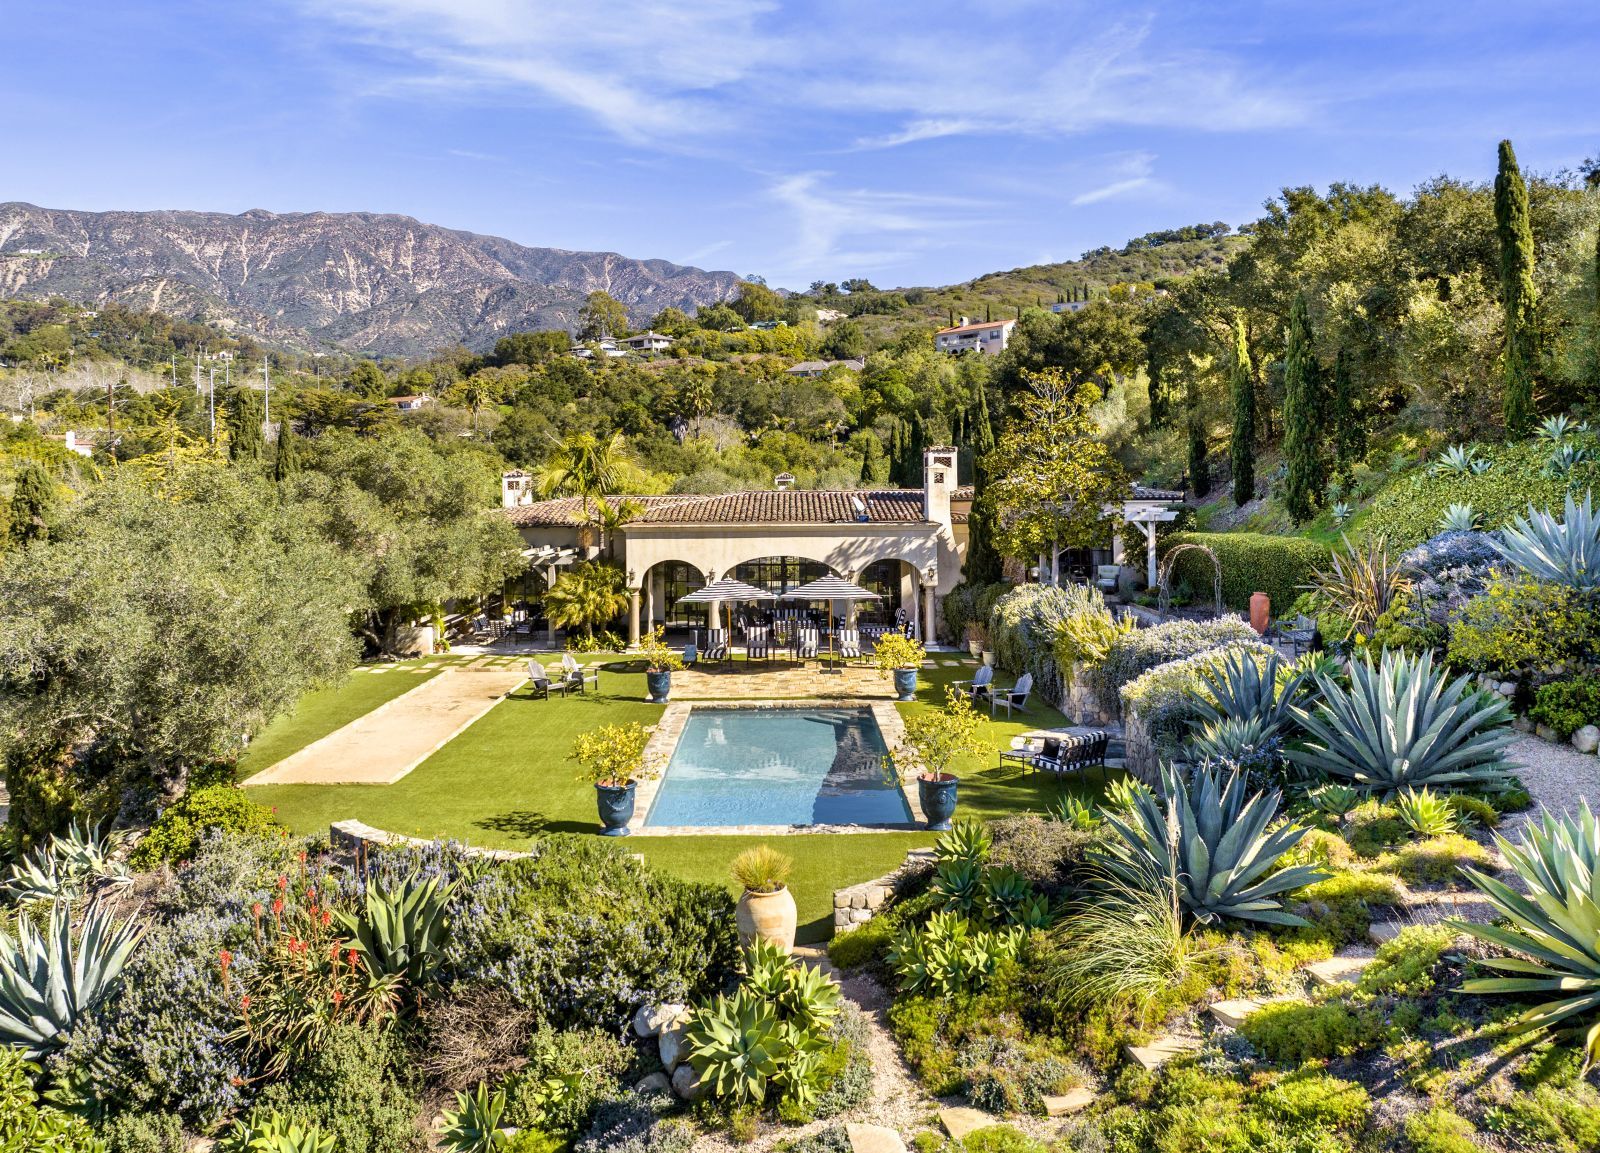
1308,783,1360,818
932,858,985,916
1536,414,1585,443
1309,534,1412,637
4,821,132,905
1287,650,1512,792
1544,443,1594,478
1439,503,1480,533
1331,501,1353,526
1101,776,1154,813
1188,715,1285,780
222,1112,337,1153
1048,794,1101,830
435,1083,512,1153
1430,444,1489,477
740,937,840,1031
981,866,1035,924
1494,492,1600,589
685,988,800,1106
934,818,991,865
887,911,1024,996
1195,649,1307,735
1396,787,1459,836
1454,804,1600,1069
1097,763,1327,926
335,870,455,992
0,900,144,1057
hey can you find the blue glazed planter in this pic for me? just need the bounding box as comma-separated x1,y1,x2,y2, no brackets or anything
595,781,637,836
646,669,673,703
918,774,959,831
892,667,918,702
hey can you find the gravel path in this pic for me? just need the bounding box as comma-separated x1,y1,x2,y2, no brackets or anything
1501,734,1599,836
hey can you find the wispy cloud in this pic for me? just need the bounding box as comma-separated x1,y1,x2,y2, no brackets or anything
1069,151,1163,205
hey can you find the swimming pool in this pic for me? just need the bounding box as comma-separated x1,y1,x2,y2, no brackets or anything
643,707,913,829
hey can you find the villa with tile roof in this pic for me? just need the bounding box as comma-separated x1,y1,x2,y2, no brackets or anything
501,449,1182,647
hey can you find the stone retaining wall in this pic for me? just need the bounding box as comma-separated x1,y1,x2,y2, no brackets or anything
832,848,936,933
1121,709,1160,784
329,819,532,862
1060,661,1117,728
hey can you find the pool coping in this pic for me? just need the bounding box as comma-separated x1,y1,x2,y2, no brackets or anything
627,699,926,836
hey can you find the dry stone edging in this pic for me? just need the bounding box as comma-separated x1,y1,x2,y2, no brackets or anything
832,848,936,933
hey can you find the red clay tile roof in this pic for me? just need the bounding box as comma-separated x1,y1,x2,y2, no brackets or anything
951,482,1179,502
505,489,930,527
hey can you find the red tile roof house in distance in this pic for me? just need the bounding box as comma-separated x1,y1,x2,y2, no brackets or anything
934,317,1016,355
500,450,1181,647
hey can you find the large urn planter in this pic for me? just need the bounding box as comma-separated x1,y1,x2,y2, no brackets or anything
736,886,798,952
918,773,959,830
892,668,919,701
646,669,673,703
595,781,638,836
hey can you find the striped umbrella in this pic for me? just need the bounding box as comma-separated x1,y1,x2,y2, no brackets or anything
779,575,881,602
675,577,777,603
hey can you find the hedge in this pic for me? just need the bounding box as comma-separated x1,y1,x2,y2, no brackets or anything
1160,532,1330,616
1362,437,1600,550
987,585,1081,705
1121,638,1279,749
1087,616,1259,719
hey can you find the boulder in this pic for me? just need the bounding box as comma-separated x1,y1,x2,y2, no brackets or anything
845,1123,908,1153
634,1071,672,1097
1573,725,1600,754
632,1002,689,1038
670,1062,706,1101
939,1107,1002,1141
659,1022,691,1071
1536,723,1561,744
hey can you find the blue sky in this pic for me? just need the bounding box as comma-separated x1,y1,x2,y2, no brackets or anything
5,1,1598,289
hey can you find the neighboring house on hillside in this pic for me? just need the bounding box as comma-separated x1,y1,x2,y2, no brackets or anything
1049,301,1089,314
815,308,847,323
934,317,1015,355
387,395,433,411
571,338,628,359
620,331,673,352
785,359,865,378
62,430,94,457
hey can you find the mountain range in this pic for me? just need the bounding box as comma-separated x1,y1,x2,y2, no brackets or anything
0,203,743,357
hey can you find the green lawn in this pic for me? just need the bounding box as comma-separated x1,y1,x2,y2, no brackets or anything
245,655,1111,942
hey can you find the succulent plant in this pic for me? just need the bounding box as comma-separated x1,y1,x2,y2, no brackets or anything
1535,414,1585,443
1331,501,1353,525
685,988,810,1106
934,818,991,865
1395,787,1459,836
1287,649,1513,793
1455,803,1600,1070
1101,776,1154,813
887,912,1024,997
1098,763,1327,927
1309,783,1360,818
1543,443,1594,478
0,899,143,1057
1439,503,1480,533
434,1083,512,1153
932,858,985,916
335,870,455,992
740,937,840,1031
1196,649,1306,731
1188,715,1285,780
981,866,1035,924
221,1112,338,1153
1048,794,1100,829
1430,444,1489,477
1494,491,1600,588
3,821,131,905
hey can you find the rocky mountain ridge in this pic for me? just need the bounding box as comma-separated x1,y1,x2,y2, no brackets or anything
0,203,743,357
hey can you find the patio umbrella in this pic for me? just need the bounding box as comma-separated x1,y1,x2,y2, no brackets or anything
780,576,880,671
674,577,777,604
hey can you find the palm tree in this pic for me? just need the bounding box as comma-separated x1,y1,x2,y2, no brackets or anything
543,561,630,643
537,431,627,530
591,496,643,555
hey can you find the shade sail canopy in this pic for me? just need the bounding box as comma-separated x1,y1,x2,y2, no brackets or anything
675,577,778,603
779,576,882,601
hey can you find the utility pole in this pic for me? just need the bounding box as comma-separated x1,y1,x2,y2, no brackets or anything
262,356,270,425
171,354,176,388
208,368,216,442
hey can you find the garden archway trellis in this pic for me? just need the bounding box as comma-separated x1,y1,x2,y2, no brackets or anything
1157,543,1223,619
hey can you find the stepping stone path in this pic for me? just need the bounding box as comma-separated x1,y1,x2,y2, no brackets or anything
1307,955,1373,987
1369,920,1404,945
1043,1087,1096,1117
1124,1035,1202,1071
940,1106,1004,1141
1209,999,1266,1029
846,1123,908,1153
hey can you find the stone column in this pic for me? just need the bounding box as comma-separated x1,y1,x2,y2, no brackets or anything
707,571,721,631
545,564,558,646
628,590,641,647
922,583,937,645
1144,521,1159,587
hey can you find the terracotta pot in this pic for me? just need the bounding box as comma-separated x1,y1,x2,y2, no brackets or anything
1249,592,1270,635
736,886,798,952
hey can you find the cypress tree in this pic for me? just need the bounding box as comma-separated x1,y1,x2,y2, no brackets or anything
1229,315,1255,506
227,389,265,463
1146,345,1168,429
970,383,996,457
1330,347,1365,475
274,417,301,483
7,461,58,548
1186,381,1210,498
1281,291,1327,523
1495,139,1539,436
984,303,992,323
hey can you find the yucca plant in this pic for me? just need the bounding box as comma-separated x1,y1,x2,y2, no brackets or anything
1396,787,1459,836
1454,804,1600,1069
221,1112,337,1153
335,870,455,993
1439,503,1480,533
1309,534,1411,637
0,899,144,1057
435,1083,512,1153
1494,492,1600,588
1098,763,1327,926
1287,649,1513,793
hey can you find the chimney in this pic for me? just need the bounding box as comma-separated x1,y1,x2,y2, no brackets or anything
923,446,956,530
774,472,796,491
501,470,531,508
957,315,971,328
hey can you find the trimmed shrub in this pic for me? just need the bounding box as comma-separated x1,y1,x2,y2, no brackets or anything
131,785,283,868
1365,437,1600,550
1160,532,1330,614
1118,639,1278,746
944,581,1008,647
1530,676,1600,739
1090,616,1260,720
988,585,1078,704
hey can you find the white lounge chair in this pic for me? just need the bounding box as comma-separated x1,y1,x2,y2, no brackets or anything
561,652,599,694
991,672,1034,718
953,664,994,702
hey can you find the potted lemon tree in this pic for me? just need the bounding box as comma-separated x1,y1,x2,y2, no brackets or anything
639,626,684,703
730,844,797,952
571,721,659,837
873,632,926,701
891,686,987,830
